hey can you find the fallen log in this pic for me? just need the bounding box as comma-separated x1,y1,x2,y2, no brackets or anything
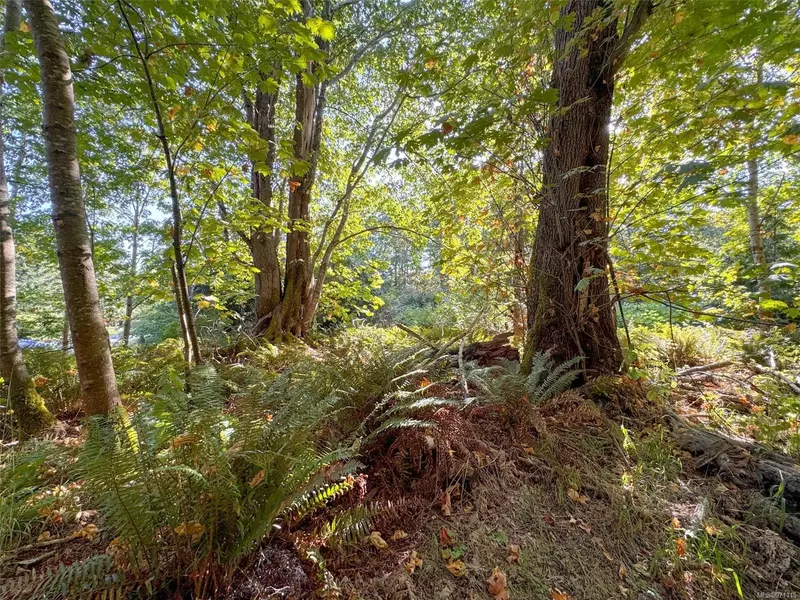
452,332,519,366
749,363,800,396
666,409,800,544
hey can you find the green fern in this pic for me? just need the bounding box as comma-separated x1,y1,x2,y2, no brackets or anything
0,553,125,600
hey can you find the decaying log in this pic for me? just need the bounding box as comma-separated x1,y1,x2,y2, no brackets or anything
666,409,800,544
455,332,519,366
749,363,800,396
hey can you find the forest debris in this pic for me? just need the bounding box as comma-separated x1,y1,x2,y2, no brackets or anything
364,531,388,550
390,529,407,541
404,550,423,574
676,360,733,377
748,363,800,395
487,567,509,599
445,558,467,577
506,544,520,563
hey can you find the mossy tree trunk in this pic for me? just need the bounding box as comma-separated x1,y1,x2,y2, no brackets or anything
25,0,121,415
0,0,53,434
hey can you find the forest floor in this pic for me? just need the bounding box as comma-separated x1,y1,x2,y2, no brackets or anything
1,331,799,599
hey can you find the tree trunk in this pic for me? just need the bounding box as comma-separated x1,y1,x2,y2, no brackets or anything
122,202,140,346
267,73,318,339
0,0,53,434
117,0,201,364
524,0,645,376
746,157,770,319
25,0,120,416
245,74,282,333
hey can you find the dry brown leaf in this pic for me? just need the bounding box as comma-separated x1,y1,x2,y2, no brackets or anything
567,488,588,504
487,567,508,598
551,590,574,600
441,490,452,516
507,544,520,564
365,531,388,550
249,469,265,488
391,529,408,541
603,550,614,562
404,550,423,574
37,531,51,542
445,558,467,578
618,563,627,580
675,537,687,557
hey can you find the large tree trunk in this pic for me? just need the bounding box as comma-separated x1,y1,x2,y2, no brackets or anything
0,0,53,434
524,0,650,376
25,0,120,416
267,73,319,339
245,74,282,334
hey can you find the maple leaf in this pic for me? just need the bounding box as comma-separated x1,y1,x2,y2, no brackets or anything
487,567,509,599
445,558,467,577
404,550,423,574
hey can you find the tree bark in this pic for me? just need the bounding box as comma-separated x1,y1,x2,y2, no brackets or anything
266,72,318,339
122,200,141,346
524,0,650,377
746,157,770,319
0,0,53,434
25,0,120,415
245,74,282,334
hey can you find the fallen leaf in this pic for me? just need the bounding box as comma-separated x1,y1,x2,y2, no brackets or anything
441,489,452,516
603,550,614,562
567,488,588,504
404,550,423,574
551,590,574,600
445,558,467,577
37,531,51,542
507,544,520,564
703,523,720,536
618,563,627,580
522,446,535,456
671,517,681,529
391,529,408,541
71,523,100,541
487,567,509,598
365,531,388,550
175,521,205,542
249,469,265,488
675,537,687,557
439,527,453,546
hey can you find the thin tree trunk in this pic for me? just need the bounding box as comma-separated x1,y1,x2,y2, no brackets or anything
746,157,770,317
524,0,651,377
25,0,120,415
117,1,201,364
122,202,140,346
0,0,53,434
171,262,191,362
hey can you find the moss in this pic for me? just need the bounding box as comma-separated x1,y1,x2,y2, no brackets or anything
10,379,55,437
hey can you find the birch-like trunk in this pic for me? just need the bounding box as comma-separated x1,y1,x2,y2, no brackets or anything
25,0,120,415
0,0,53,433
